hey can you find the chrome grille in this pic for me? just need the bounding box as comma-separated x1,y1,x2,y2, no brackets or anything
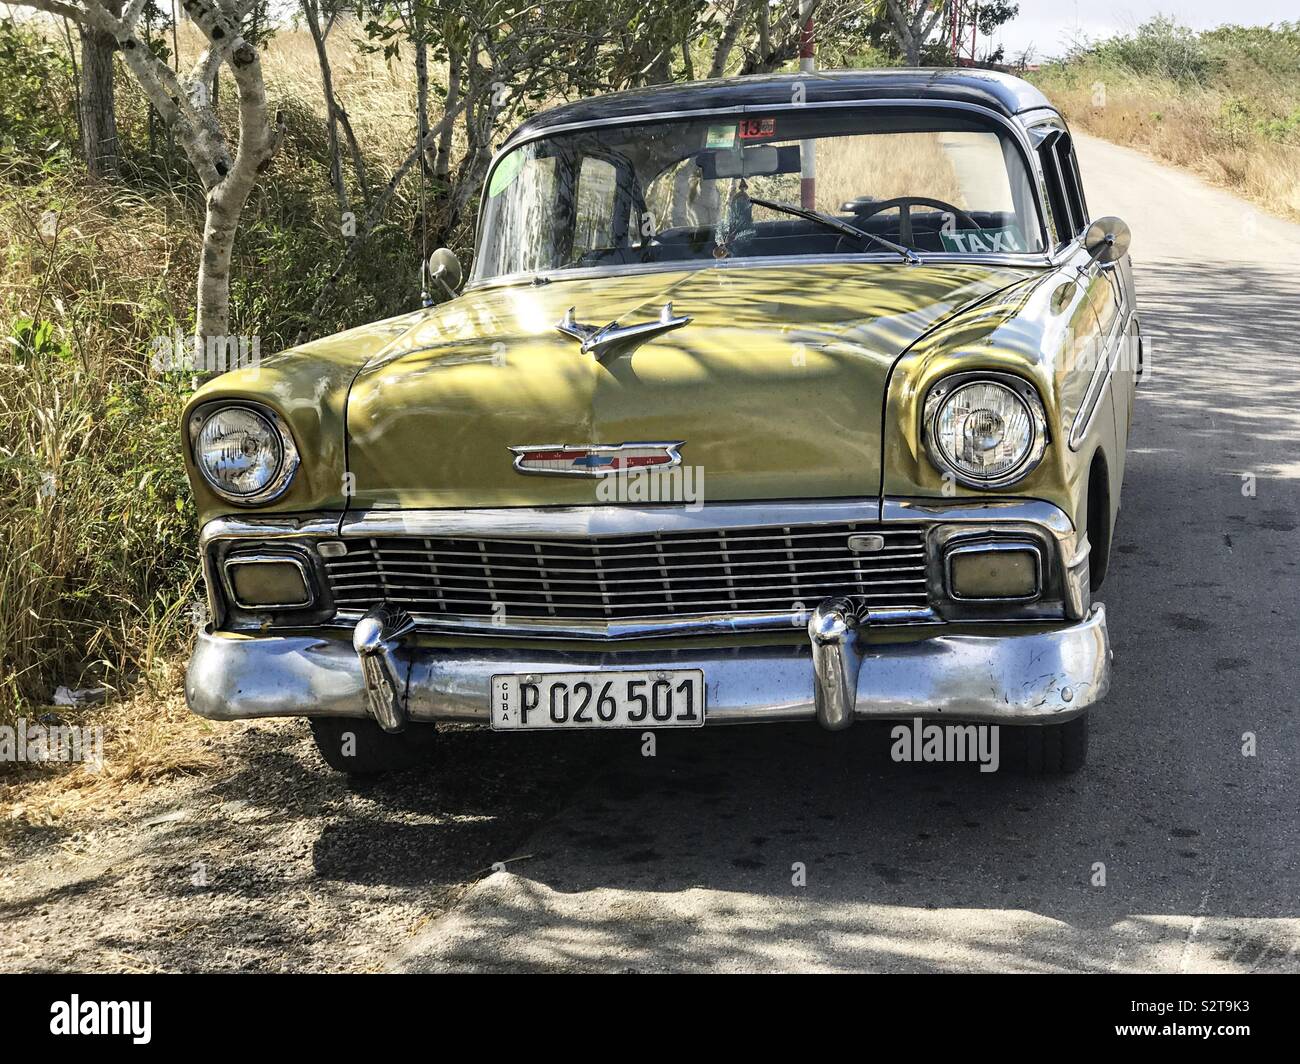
322,523,929,623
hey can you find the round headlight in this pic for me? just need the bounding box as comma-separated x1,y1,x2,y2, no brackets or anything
191,405,298,502
924,375,1047,488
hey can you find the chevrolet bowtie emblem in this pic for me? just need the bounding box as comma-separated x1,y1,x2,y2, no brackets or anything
556,302,690,361
510,442,684,478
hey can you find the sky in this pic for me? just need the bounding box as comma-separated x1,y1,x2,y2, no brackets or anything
985,0,1298,62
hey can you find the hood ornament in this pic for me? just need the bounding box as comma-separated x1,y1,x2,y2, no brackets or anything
556,302,690,362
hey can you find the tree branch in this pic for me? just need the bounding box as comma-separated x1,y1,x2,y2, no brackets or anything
19,0,86,20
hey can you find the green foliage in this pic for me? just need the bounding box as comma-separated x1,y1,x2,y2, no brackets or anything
0,21,76,171
1257,108,1300,144
1091,16,1215,84
1028,18,1300,224
1201,21,1300,77
8,317,73,363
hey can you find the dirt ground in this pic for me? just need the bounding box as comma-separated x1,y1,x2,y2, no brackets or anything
0,698,610,973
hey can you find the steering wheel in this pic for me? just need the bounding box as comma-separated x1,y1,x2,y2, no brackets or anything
849,196,979,246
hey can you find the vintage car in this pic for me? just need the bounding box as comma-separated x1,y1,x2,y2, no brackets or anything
182,69,1139,775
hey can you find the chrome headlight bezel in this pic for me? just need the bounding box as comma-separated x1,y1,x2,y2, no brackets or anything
923,372,1049,489
188,402,300,505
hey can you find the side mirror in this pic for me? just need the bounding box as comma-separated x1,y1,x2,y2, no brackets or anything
427,247,462,298
1083,216,1131,265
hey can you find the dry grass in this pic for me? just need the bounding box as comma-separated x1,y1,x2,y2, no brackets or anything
1031,23,1300,224
0,170,199,723
0,21,440,820
816,131,969,210
0,659,226,835
1040,79,1300,221
168,21,428,166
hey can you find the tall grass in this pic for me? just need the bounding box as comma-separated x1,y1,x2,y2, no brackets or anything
0,169,198,723
1030,18,1300,220
0,20,441,730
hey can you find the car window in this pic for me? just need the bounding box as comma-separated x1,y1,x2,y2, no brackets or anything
475,109,1047,281
1034,127,1088,245
481,153,559,276
574,157,618,256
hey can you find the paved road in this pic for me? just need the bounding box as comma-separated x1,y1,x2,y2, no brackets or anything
392,134,1300,973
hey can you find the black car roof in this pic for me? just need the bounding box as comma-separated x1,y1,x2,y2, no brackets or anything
503,68,1057,146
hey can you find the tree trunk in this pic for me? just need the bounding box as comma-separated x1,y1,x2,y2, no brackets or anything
434,48,461,182
78,14,120,177
708,0,751,79
197,183,252,343
304,0,350,227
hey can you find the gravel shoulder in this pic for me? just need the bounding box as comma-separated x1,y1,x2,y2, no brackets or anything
0,716,608,972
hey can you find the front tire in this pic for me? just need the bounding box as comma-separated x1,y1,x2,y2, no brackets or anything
1002,714,1088,775
309,716,437,775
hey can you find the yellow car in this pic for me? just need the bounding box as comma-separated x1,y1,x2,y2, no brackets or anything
182,70,1139,775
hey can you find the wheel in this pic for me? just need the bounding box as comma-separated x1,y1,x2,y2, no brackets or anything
1002,714,1088,775
309,716,437,775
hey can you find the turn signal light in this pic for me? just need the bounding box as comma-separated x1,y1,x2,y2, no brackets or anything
946,541,1041,601
224,555,314,609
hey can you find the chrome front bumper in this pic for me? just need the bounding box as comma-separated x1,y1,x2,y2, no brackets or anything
186,603,1111,731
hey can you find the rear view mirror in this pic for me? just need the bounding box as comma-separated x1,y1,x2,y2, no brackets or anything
1083,216,1131,265
697,144,801,180
427,247,462,297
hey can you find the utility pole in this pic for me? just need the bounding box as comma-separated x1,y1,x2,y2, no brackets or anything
799,0,815,208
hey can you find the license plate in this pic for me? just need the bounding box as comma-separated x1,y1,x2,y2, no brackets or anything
490,670,706,731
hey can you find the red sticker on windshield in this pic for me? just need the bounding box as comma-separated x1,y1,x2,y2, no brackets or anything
738,118,776,139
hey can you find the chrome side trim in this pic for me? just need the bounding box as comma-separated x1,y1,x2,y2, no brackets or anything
1069,308,1130,450
186,605,1111,727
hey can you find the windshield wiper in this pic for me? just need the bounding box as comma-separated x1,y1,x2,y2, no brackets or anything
748,196,922,265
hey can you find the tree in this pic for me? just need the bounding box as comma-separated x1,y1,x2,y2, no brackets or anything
879,1,1020,67
883,0,945,65
77,0,121,177
17,0,284,347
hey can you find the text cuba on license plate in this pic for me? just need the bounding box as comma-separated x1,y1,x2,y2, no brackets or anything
490,670,706,730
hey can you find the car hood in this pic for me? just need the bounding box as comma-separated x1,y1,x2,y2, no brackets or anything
344,262,1037,509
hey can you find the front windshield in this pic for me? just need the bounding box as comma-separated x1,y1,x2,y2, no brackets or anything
473,108,1045,281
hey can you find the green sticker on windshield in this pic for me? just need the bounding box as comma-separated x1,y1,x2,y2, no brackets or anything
705,123,737,150
940,225,1025,253
488,150,526,197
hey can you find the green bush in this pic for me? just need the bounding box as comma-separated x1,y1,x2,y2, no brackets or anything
1091,16,1216,83
0,21,77,171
